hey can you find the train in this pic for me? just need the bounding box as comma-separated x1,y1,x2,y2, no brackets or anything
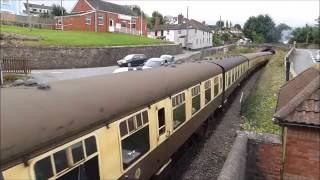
0,51,273,180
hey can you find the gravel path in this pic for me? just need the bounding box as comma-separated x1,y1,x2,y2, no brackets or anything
171,69,263,180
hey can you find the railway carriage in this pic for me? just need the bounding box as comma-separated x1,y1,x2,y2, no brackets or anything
0,51,272,180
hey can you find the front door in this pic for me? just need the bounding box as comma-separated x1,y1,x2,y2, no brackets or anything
109,19,114,32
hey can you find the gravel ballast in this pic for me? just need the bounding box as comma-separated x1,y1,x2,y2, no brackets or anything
171,69,263,180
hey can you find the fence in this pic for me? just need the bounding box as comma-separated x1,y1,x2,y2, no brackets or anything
284,46,296,80
0,58,31,74
0,12,56,29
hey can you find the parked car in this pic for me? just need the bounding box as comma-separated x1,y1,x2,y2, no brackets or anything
117,54,147,67
316,50,320,62
160,55,174,63
113,58,169,73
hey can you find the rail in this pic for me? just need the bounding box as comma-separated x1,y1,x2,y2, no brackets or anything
0,58,31,74
284,46,296,80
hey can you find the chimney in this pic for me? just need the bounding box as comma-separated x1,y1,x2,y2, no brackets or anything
154,17,160,28
178,14,184,24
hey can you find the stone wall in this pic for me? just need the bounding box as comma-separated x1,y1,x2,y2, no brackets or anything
0,44,182,69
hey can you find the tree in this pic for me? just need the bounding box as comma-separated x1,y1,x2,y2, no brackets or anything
221,33,231,41
150,11,164,28
132,6,146,18
216,20,224,29
275,23,291,43
234,24,241,30
290,25,320,44
243,14,277,43
51,4,66,16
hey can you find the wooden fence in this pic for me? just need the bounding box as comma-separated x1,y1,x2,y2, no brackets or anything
0,58,31,74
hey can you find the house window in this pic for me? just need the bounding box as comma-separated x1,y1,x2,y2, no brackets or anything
195,29,197,34
178,30,181,34
191,85,201,114
167,30,169,35
109,19,113,26
172,93,186,130
85,16,91,25
204,80,211,104
98,15,104,25
155,31,158,36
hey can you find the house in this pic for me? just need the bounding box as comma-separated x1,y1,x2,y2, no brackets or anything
149,16,212,50
56,0,147,36
23,3,53,16
273,64,320,180
0,0,22,15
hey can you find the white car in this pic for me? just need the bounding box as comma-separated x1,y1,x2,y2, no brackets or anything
316,50,320,62
160,55,174,63
113,58,169,73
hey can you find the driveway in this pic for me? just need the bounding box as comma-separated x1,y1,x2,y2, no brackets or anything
291,49,319,75
31,66,118,83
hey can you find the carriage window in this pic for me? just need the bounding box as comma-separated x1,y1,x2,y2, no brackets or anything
71,142,84,164
204,80,211,104
128,117,135,132
157,108,166,135
228,72,231,87
172,92,186,129
142,111,149,124
214,77,219,97
191,85,201,114
120,121,128,137
121,126,150,169
54,149,68,173
85,136,97,156
34,156,53,180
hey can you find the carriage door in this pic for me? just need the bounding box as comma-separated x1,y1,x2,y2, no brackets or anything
153,99,171,144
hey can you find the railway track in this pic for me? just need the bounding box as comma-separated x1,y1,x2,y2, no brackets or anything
171,68,263,180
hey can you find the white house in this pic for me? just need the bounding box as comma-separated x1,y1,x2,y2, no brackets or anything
23,3,53,16
150,19,213,50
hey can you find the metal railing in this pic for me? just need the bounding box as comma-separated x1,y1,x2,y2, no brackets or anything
284,46,296,80
0,58,31,74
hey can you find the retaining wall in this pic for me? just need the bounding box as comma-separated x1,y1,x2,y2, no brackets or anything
0,44,182,69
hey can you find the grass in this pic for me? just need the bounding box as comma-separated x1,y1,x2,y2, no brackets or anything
241,50,287,135
0,25,165,47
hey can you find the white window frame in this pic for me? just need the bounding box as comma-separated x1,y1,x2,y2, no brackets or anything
97,15,104,25
85,16,91,25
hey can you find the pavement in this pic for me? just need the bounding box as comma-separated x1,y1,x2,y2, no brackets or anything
291,48,319,75
30,50,202,83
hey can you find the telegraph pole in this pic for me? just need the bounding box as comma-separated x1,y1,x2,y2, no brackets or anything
140,11,143,36
26,0,31,31
185,6,189,49
61,0,64,31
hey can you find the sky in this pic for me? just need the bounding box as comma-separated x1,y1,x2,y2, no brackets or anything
26,0,319,28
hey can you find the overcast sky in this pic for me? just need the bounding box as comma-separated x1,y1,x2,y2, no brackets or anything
27,0,319,28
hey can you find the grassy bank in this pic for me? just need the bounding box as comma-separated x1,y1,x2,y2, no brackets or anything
241,50,286,135
0,25,165,46
207,46,258,59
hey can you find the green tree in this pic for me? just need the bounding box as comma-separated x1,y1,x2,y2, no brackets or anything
275,23,291,42
212,33,223,46
234,24,241,30
290,25,320,44
150,11,165,29
51,4,66,16
216,20,224,29
243,14,277,43
132,6,146,18
221,33,230,41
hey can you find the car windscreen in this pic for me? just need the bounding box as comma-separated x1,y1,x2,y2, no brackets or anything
144,60,162,67
124,55,135,61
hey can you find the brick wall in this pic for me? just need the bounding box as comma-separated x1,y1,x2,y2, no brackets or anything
284,127,320,180
246,138,281,180
72,0,93,13
1,44,182,69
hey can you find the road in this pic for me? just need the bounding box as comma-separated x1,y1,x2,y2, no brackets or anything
291,49,319,75
31,50,201,83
